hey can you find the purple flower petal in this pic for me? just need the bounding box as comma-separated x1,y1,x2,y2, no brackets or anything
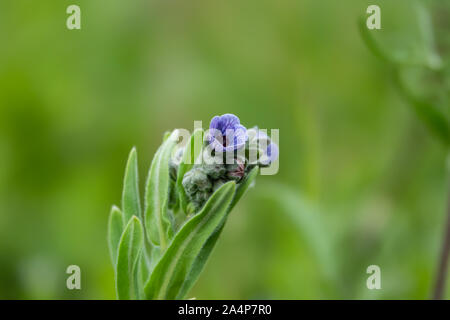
259,142,279,165
267,142,279,163
208,114,248,152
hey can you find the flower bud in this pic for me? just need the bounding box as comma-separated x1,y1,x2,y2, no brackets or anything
202,164,227,180
226,160,246,182
182,166,213,211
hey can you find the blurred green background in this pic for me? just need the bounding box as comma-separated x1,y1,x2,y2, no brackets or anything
0,0,449,299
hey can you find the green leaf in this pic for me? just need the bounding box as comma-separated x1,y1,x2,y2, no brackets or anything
176,166,259,299
259,183,338,284
358,10,449,147
230,166,259,211
358,17,394,65
162,131,172,142
176,224,222,299
414,2,442,70
144,181,236,300
116,216,144,300
177,129,204,214
394,70,449,147
108,205,123,266
358,4,443,70
144,130,180,250
122,147,141,223
133,251,148,300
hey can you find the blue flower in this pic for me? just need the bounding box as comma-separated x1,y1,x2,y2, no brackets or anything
246,128,278,166
259,142,279,165
208,114,248,153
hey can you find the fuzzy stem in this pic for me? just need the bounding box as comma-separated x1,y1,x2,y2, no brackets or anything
432,187,450,299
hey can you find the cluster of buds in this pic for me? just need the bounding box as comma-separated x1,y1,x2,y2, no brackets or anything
109,113,278,300
170,114,278,212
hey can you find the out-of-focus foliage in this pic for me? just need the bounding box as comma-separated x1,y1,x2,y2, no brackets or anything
0,0,448,299
359,1,449,146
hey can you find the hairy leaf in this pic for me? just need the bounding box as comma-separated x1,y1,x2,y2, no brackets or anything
144,181,236,300
145,130,180,249
122,147,141,223
133,251,148,300
116,216,144,300
176,166,259,299
108,205,123,266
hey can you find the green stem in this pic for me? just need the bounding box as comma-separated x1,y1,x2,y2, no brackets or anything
432,183,450,299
